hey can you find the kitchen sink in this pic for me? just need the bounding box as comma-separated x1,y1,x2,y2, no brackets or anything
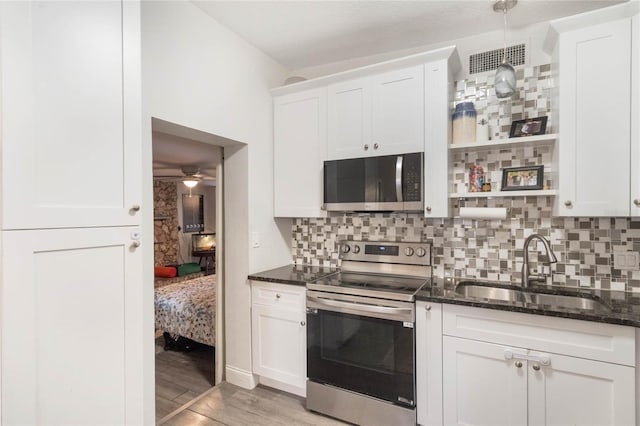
526,293,610,312
454,282,525,303
453,281,611,312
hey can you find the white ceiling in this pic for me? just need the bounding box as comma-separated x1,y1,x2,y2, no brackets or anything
193,0,625,70
152,131,222,182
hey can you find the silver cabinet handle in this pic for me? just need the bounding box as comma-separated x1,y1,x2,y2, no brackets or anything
425,206,432,213
425,305,432,311
364,144,369,151
130,241,140,249
276,294,281,299
532,364,541,371
300,321,306,326
564,200,572,207
504,349,550,366
515,361,523,368
130,205,141,214
373,143,379,150
634,199,640,207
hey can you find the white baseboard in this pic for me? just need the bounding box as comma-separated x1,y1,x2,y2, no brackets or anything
225,365,258,389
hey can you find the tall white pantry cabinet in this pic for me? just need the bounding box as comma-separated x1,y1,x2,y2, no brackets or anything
0,2,145,425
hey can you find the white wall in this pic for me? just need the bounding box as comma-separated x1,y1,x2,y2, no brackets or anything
289,22,553,82
141,0,291,415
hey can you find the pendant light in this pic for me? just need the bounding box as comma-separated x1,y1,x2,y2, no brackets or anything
494,0,517,99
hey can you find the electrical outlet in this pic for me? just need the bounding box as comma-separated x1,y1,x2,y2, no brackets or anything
613,251,640,270
252,232,260,248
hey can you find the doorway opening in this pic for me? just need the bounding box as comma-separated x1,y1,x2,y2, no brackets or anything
150,118,230,422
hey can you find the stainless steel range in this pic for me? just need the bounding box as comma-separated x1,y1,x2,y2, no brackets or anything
306,241,432,426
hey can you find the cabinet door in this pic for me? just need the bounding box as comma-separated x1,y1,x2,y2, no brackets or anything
424,59,450,218
327,77,371,160
631,14,640,215
274,88,327,217
528,352,635,426
557,19,631,216
443,336,527,426
0,1,142,229
416,302,443,426
251,304,306,395
1,227,143,425
371,66,424,156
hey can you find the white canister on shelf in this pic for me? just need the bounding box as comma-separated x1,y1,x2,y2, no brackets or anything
476,118,489,143
452,102,476,144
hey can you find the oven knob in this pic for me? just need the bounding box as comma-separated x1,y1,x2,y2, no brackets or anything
342,244,351,253
404,247,414,256
352,245,361,254
416,247,427,257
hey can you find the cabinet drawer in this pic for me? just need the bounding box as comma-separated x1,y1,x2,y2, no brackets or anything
251,281,306,309
442,305,636,366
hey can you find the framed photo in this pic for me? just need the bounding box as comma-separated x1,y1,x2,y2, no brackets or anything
501,166,544,191
509,116,548,138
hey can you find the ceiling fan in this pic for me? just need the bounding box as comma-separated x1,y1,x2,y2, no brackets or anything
153,164,216,188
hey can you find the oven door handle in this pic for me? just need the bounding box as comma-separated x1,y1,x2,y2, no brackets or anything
307,295,413,317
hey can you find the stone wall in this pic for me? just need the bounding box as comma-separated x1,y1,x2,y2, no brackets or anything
154,181,179,266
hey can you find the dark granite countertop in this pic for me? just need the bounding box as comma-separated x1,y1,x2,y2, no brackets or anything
417,277,640,328
248,264,339,286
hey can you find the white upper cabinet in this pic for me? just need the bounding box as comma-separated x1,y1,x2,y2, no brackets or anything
370,66,425,156
555,19,631,216
0,1,142,229
327,66,424,160
273,88,327,217
327,76,371,160
424,59,453,217
547,3,640,216
630,13,640,215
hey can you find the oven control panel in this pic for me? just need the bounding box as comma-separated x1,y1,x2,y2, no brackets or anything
340,241,431,266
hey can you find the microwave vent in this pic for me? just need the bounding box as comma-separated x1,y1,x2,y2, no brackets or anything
469,43,526,74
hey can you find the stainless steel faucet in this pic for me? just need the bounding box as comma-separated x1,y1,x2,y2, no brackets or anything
522,233,558,288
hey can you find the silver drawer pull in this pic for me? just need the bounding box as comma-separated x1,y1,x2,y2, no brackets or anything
504,349,550,366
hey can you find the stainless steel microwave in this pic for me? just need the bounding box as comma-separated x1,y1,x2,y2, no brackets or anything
323,152,423,212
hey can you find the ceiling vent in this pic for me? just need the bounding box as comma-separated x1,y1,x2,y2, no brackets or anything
469,43,526,75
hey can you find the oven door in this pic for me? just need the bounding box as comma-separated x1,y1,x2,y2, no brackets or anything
306,291,415,407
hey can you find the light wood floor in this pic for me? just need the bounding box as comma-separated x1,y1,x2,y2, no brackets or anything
155,337,215,420
158,382,350,426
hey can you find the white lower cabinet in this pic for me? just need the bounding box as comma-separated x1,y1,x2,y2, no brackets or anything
416,301,443,426
442,336,635,426
417,303,637,426
442,337,527,426
250,281,307,396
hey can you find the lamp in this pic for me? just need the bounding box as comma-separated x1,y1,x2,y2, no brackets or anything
183,179,198,188
494,0,517,99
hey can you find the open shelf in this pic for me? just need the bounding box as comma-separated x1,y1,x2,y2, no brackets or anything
450,189,558,199
449,133,558,152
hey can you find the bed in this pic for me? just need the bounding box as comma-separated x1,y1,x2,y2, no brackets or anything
154,274,216,347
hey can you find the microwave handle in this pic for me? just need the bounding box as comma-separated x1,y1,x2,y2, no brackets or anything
395,156,403,202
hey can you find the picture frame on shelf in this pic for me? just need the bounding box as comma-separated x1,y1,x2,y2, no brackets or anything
509,116,548,138
501,166,544,191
